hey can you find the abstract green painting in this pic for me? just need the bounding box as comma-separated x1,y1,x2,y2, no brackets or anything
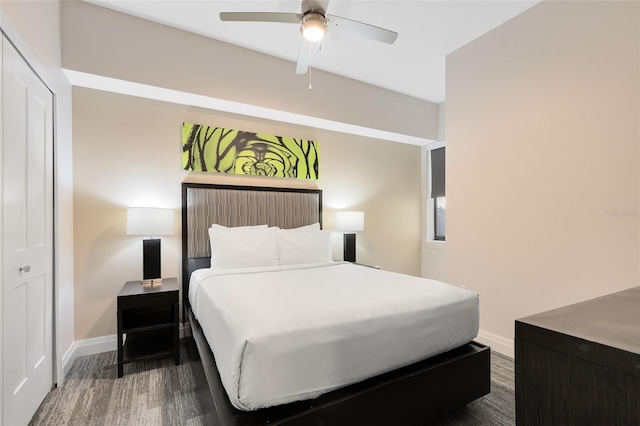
182,123,319,180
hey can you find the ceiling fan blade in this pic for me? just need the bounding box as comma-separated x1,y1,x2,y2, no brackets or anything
296,40,310,75
326,14,398,44
220,12,301,24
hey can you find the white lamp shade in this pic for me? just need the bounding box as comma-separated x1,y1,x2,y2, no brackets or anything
127,207,174,236
335,211,365,232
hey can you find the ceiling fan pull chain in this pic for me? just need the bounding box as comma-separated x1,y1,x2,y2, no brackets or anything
308,43,313,91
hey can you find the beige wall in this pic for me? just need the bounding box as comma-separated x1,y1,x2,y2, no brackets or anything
1,0,60,68
72,87,422,340
446,0,639,353
1,1,75,381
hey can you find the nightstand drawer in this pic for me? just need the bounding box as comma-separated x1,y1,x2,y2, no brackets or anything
118,290,177,310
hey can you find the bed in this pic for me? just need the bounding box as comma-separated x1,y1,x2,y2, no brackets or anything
181,182,490,426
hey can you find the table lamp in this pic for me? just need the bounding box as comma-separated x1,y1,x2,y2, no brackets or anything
335,211,364,263
127,207,174,285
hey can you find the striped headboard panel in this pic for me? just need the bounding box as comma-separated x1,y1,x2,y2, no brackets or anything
184,185,322,258
181,183,323,313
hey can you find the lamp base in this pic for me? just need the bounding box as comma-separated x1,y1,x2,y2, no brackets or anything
343,233,356,263
141,278,163,286
143,238,161,281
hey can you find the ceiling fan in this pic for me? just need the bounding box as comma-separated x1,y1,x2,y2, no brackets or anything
220,0,398,75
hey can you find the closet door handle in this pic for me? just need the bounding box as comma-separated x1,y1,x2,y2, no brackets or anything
19,265,31,273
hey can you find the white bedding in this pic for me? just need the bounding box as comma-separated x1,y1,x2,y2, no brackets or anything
189,262,479,411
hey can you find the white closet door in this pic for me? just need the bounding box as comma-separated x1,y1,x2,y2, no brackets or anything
2,35,54,426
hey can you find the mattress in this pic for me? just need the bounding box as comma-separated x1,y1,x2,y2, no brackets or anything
189,262,479,411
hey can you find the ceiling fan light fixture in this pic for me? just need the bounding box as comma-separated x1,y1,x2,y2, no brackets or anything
300,12,326,42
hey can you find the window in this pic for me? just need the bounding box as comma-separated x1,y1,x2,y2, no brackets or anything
434,196,446,241
429,145,446,241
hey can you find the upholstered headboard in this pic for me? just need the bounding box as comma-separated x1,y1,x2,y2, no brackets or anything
181,183,323,313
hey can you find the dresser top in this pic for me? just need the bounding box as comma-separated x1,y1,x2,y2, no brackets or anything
517,286,640,355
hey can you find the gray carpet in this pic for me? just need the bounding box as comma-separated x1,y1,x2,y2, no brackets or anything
29,342,216,426
30,342,514,425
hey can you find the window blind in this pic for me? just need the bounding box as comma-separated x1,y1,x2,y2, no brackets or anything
431,147,445,198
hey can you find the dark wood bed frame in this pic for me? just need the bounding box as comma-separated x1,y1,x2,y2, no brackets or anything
181,182,491,426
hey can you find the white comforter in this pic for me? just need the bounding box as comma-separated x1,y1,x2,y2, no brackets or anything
189,262,479,411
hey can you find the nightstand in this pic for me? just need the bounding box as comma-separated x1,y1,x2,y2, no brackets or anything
117,277,179,377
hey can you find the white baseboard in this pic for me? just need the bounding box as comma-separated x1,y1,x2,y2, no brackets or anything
61,341,79,379
62,323,189,379
62,334,117,378
476,329,514,358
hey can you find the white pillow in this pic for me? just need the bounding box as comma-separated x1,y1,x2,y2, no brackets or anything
278,222,321,233
210,224,267,231
209,226,278,269
276,229,332,265
209,224,268,264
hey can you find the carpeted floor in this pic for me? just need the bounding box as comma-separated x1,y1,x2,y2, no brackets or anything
29,342,217,426
30,341,514,425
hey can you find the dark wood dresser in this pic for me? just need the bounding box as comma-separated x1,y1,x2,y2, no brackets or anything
515,286,640,426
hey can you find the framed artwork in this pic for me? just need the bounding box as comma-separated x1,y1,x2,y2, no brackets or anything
182,123,319,180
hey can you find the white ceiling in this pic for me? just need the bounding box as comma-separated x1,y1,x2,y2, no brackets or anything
83,0,539,104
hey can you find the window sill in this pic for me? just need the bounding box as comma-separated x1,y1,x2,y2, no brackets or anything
425,240,446,250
